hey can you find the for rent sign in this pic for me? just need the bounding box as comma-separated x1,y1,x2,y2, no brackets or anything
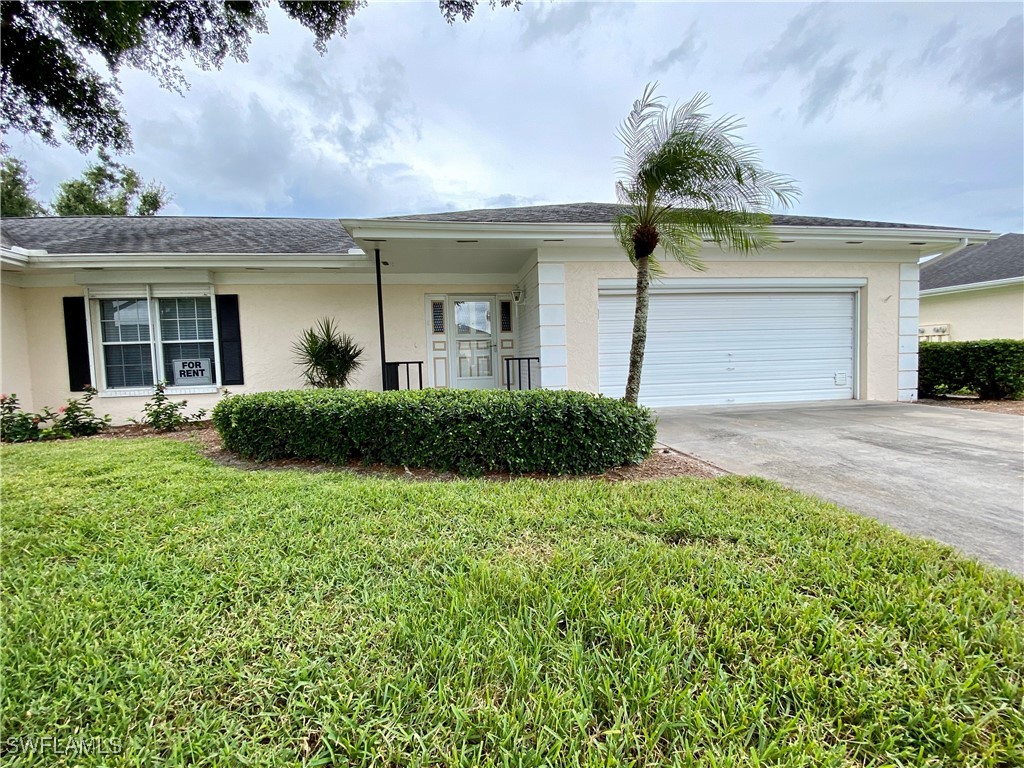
172,358,212,385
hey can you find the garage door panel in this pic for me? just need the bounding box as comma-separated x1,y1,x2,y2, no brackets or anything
598,291,856,407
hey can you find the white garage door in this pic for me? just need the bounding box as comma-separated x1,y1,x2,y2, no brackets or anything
599,291,856,407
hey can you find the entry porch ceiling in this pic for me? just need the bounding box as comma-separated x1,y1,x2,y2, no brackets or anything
347,237,536,275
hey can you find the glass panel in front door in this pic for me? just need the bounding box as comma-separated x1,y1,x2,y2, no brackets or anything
453,299,495,388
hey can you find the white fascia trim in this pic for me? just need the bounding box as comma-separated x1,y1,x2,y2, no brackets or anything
769,226,996,246
920,276,1024,297
1,246,29,269
213,271,518,286
342,217,994,246
26,252,369,270
599,277,867,294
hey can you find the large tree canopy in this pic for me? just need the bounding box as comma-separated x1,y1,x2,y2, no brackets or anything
0,0,518,153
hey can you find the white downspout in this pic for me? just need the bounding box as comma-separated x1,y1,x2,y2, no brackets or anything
920,237,970,264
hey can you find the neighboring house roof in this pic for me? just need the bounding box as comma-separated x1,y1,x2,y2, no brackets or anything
920,234,1024,291
0,216,357,254
382,202,981,230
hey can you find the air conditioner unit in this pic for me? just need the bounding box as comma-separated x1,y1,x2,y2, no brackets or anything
918,323,951,342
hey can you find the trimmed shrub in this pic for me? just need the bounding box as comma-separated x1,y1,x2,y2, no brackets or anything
212,389,657,474
919,339,1024,400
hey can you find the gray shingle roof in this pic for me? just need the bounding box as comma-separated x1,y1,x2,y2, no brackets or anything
382,202,982,230
920,233,1024,291
0,216,356,255
0,204,989,257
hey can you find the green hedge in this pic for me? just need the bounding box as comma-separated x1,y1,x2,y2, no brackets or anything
212,389,657,474
919,339,1024,400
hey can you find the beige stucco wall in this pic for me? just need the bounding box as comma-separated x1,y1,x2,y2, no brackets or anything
558,251,910,402
919,284,1024,341
1,280,34,409
0,249,917,422
7,280,512,424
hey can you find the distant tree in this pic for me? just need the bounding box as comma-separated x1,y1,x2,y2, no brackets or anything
0,156,46,217
1,1,520,154
51,150,170,216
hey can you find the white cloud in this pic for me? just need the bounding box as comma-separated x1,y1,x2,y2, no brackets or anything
3,1,1021,232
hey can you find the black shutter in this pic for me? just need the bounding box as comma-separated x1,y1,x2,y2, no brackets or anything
62,296,92,391
215,294,244,385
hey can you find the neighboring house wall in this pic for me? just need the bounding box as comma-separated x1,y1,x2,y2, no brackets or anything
1,281,33,408
919,284,1024,341
8,278,514,423
554,246,915,402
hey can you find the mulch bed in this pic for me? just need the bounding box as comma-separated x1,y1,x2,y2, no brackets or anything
89,422,725,481
917,397,1024,416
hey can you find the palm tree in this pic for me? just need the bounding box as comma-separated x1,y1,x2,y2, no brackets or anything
614,83,800,404
293,317,364,388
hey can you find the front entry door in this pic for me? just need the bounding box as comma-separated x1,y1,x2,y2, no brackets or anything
451,297,497,389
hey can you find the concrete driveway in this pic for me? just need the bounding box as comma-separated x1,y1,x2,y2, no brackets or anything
657,401,1024,575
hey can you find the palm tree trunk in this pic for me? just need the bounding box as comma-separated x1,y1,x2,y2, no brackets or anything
623,255,651,405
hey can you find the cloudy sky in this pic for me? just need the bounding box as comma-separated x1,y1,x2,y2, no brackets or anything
7,1,1023,232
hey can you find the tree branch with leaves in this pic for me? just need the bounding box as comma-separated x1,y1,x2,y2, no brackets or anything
1,0,520,154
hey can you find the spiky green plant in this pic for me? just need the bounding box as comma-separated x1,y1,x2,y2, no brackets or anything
614,83,801,404
292,317,364,388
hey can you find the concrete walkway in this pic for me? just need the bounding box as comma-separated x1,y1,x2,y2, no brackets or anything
656,401,1024,575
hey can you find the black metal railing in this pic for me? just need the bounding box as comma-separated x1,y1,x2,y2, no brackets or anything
504,356,540,391
384,361,424,391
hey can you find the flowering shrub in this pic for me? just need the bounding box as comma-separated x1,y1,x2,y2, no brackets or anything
1,389,111,442
0,394,49,443
46,388,111,438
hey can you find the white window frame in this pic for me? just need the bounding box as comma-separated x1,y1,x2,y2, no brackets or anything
85,286,222,398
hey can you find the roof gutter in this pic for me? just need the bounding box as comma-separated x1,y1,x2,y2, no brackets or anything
921,276,1024,297
341,218,995,247
921,236,972,264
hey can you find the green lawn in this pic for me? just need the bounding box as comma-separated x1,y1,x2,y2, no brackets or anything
2,438,1022,767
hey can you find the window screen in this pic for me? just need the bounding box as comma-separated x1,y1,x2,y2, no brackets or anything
99,299,155,388
160,297,216,384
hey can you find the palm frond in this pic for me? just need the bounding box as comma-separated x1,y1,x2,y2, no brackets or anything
654,221,706,271
615,83,801,266
614,82,666,187
611,214,639,267
664,207,775,254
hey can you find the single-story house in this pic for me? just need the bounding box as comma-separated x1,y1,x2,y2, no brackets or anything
918,233,1023,342
0,203,995,422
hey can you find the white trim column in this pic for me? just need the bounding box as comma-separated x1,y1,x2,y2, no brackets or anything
537,263,567,389
898,262,920,402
